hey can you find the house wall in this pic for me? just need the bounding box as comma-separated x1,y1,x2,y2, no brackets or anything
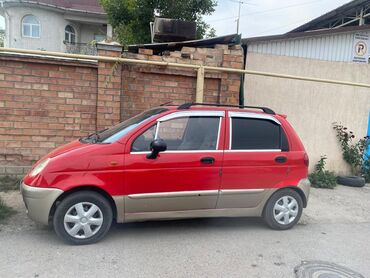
0,44,243,177
244,52,370,174
3,6,106,52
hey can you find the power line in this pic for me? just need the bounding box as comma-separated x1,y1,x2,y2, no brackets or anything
247,17,313,37
208,0,322,23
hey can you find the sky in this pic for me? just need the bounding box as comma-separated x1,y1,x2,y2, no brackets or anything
0,0,352,37
204,0,352,38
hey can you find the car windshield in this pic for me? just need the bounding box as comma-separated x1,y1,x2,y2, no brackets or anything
80,108,168,144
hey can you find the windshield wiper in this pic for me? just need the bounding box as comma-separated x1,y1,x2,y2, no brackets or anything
80,128,108,144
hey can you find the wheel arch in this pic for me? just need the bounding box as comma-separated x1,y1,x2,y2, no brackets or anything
263,186,307,216
48,186,118,225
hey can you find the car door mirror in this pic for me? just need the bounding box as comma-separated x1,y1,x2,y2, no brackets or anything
147,139,167,159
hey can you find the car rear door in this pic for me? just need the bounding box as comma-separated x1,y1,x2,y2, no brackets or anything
217,111,290,209
123,110,225,216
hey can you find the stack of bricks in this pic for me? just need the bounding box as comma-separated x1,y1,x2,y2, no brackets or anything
0,42,244,176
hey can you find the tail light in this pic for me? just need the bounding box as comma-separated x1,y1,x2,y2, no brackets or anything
304,153,309,167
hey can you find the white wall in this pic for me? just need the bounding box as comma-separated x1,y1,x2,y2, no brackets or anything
244,52,370,174
4,6,106,52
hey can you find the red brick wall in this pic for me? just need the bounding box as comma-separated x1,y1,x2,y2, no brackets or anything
120,45,243,120
0,43,243,176
0,57,98,175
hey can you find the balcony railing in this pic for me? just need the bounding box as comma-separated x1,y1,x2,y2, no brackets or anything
64,41,97,55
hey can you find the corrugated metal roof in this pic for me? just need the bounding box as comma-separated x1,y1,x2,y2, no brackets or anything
290,0,370,33
245,26,370,62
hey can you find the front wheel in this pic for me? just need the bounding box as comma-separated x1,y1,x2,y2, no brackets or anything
263,189,303,230
53,191,113,245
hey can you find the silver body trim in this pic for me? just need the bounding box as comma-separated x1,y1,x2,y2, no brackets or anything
220,189,265,195
158,111,225,122
128,190,219,199
224,149,281,153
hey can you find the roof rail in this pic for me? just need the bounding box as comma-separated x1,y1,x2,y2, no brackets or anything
177,103,275,115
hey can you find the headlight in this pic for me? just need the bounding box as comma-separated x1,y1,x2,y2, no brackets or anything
30,158,50,177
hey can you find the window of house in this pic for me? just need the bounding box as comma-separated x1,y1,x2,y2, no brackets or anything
65,25,76,44
94,34,106,42
231,118,281,150
22,15,40,38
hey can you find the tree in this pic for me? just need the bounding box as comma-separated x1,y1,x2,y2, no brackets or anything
100,0,217,46
0,30,4,47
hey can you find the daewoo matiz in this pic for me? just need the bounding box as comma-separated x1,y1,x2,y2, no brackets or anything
21,103,310,245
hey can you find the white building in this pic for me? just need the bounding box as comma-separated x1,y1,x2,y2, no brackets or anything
0,0,111,53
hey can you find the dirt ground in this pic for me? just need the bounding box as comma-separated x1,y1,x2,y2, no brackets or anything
0,185,370,277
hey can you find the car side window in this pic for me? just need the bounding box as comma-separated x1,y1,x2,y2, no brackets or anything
157,116,220,151
131,124,157,152
231,118,281,150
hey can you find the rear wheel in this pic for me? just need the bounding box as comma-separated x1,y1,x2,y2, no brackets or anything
263,189,303,230
53,191,113,245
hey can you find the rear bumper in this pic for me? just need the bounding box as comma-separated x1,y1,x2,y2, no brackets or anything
20,182,63,225
297,178,311,207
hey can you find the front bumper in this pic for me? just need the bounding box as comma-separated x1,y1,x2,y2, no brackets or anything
20,182,63,225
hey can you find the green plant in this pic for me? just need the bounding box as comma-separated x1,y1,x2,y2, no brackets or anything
0,176,20,192
100,0,217,45
332,123,370,176
309,156,337,189
0,197,15,222
364,157,370,183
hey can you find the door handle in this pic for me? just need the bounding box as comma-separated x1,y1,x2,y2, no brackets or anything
275,156,287,163
201,157,215,164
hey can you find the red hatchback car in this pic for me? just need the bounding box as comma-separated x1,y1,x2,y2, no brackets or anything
21,103,310,245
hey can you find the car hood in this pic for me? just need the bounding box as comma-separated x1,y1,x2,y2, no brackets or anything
46,140,92,158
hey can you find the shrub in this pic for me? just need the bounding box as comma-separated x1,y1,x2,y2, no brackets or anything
364,158,370,183
0,197,15,222
332,123,370,176
0,176,20,192
309,156,337,189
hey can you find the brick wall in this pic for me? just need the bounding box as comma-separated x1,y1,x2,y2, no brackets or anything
0,43,243,177
120,45,243,120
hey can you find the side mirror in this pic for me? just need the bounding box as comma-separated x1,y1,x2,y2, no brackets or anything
147,139,167,159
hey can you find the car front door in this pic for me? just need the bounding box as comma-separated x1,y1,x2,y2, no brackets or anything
218,111,290,209
123,110,225,218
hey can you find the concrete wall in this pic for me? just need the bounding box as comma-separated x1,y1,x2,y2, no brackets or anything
3,6,106,52
244,52,370,174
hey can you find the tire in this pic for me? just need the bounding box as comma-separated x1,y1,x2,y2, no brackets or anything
53,191,113,245
337,176,365,187
263,188,303,230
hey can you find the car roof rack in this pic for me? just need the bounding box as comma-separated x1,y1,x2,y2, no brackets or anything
177,103,276,115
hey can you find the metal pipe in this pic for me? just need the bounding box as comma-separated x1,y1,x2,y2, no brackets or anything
203,66,370,89
196,66,205,103
0,47,201,69
1,47,370,99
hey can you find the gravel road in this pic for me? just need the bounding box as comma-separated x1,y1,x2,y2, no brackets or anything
1,185,370,278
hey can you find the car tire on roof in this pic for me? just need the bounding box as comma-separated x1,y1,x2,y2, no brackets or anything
263,188,303,230
53,191,113,245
